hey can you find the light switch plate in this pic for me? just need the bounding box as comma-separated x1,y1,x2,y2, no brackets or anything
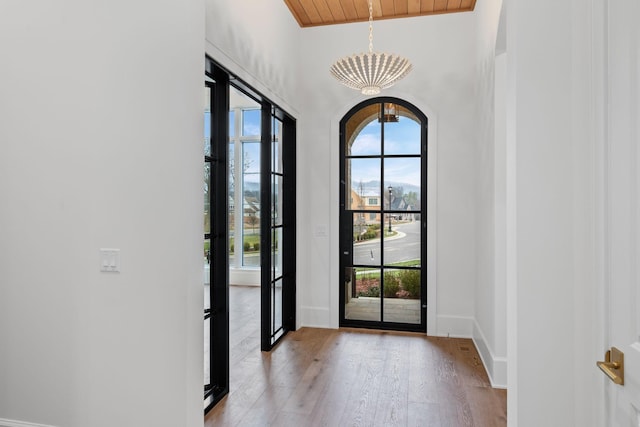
315,225,328,237
100,248,120,272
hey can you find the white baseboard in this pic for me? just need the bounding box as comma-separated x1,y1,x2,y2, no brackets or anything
0,419,57,427
229,268,260,286
300,306,332,328
472,320,508,388
435,315,474,338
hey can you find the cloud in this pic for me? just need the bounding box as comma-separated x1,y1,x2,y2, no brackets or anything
351,133,380,155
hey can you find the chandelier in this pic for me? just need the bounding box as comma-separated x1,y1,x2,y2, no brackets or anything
330,0,412,95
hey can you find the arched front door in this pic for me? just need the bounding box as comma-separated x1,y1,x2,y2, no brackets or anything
339,97,427,332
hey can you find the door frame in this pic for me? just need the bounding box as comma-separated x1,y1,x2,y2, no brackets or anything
260,102,297,351
328,94,438,334
338,96,428,332
204,56,297,412
598,0,640,423
204,62,230,413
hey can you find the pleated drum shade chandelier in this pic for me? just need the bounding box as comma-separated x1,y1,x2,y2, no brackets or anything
330,0,412,95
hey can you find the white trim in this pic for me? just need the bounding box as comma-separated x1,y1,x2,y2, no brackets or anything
472,319,508,388
0,419,57,427
504,1,518,421
329,90,438,333
204,40,300,119
229,268,260,286
300,306,332,328
435,315,473,338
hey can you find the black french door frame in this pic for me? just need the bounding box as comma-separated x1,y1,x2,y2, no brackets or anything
260,104,296,351
204,62,230,413
338,97,428,333
204,56,296,413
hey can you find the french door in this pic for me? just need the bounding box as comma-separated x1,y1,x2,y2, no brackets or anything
260,105,296,351
204,58,296,412
339,98,427,332
204,66,230,412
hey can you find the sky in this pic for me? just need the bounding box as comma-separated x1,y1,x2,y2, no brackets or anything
208,105,422,192
350,116,422,189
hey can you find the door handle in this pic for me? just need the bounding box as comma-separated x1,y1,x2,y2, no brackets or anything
597,347,624,385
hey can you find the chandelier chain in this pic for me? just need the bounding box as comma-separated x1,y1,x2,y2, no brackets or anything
368,0,373,53
329,0,412,95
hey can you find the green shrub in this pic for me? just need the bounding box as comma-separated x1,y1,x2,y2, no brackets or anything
383,272,401,298
243,241,251,252
362,230,377,240
400,270,421,298
358,286,380,298
253,242,260,251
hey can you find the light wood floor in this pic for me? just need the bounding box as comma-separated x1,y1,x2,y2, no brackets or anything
205,286,506,427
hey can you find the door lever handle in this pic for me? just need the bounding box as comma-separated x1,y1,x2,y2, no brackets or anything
597,347,624,385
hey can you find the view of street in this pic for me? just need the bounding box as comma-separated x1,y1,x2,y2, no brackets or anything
353,220,421,265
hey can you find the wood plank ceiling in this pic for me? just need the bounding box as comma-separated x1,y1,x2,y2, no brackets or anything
284,0,477,27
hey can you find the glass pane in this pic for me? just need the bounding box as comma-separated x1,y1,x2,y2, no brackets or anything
345,267,381,321
382,105,421,155
204,86,211,156
229,110,235,139
204,163,211,235
242,207,260,267
383,214,421,267
242,109,261,136
272,174,282,227
353,213,380,266
345,103,381,156
383,268,421,324
272,227,283,279
243,141,260,174
204,318,210,387
346,158,380,209
204,238,210,310
272,278,283,335
228,142,236,265
242,142,260,267
229,85,260,139
384,158,421,211
272,117,283,173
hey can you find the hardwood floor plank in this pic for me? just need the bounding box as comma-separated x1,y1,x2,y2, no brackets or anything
280,330,336,415
271,410,315,427
204,287,507,427
373,346,410,427
338,353,386,426
408,402,442,426
235,385,296,427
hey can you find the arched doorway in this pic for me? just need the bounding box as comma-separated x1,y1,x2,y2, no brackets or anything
339,97,427,332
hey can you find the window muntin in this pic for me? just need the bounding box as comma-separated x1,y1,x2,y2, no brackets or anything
340,98,426,329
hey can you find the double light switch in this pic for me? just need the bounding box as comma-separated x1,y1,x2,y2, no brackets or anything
100,248,120,272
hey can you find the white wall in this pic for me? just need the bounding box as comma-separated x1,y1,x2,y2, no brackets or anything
506,0,602,424
472,0,507,388
205,0,301,116
297,12,479,333
205,0,301,289
205,1,480,335
0,2,204,427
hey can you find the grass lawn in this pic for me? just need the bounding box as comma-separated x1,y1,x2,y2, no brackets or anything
354,259,421,280
204,234,261,256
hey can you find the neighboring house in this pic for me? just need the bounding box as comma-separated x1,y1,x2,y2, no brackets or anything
389,195,419,221
350,188,381,223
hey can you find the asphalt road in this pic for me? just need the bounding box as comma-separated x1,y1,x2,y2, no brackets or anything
353,220,421,266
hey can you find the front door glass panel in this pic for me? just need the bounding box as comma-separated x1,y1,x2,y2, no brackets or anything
340,98,427,332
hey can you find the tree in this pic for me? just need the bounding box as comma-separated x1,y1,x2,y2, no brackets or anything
405,191,419,209
246,211,258,234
